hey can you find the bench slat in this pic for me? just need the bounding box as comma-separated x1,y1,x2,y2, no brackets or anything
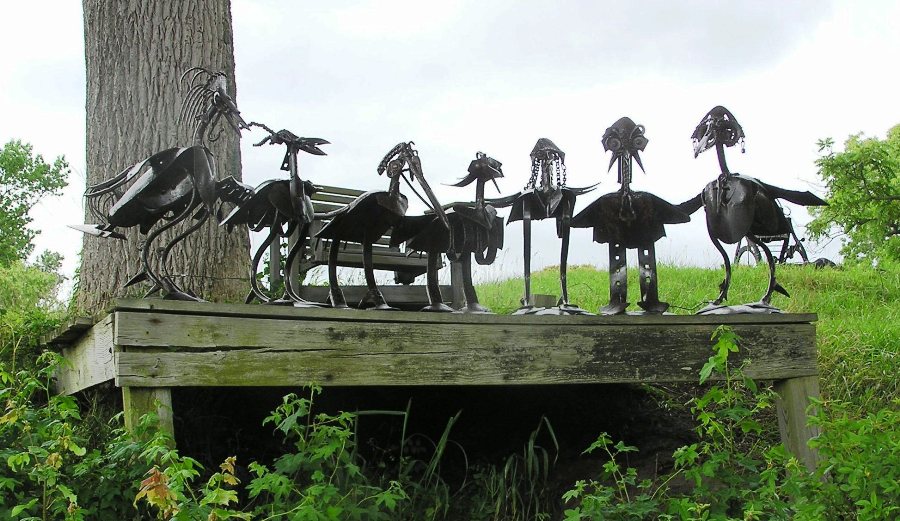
314,185,366,197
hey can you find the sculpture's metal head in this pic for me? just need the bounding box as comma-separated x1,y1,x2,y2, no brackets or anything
179,67,249,145
602,117,648,173
452,151,504,192
691,105,745,158
378,142,449,228
528,138,566,190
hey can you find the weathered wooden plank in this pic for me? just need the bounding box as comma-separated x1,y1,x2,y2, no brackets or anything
53,315,116,395
312,192,362,205
42,316,95,347
775,376,822,471
122,386,174,440
114,311,816,387
297,285,452,307
110,298,818,327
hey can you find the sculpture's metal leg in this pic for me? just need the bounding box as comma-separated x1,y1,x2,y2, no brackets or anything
158,207,209,301
749,234,789,306
284,223,323,308
421,252,453,312
361,240,397,311
248,225,279,304
711,233,731,306
134,194,197,300
461,253,491,313
556,222,590,315
697,233,733,314
637,243,668,314
601,242,629,315
326,239,348,309
514,211,536,315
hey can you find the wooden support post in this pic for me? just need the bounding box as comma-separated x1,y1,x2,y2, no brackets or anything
774,376,821,472
122,386,175,442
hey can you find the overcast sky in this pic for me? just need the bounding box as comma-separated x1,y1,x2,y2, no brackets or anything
2,1,899,294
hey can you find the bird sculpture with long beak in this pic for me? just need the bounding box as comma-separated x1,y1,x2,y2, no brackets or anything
221,124,328,307
489,139,595,315
678,106,827,314
316,142,449,310
572,117,690,314
72,68,252,301
391,151,505,313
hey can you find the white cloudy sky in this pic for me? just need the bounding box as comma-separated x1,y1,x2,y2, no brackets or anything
2,1,899,290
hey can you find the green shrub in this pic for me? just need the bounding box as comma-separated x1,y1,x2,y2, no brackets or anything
561,326,900,520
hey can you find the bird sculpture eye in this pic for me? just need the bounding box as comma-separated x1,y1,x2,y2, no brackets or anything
387,159,403,176
606,137,622,152
632,136,647,150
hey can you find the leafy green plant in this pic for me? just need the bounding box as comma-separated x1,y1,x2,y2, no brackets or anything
241,387,407,519
0,352,151,520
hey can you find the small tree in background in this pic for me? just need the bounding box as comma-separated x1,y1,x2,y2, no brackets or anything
808,125,900,265
0,140,68,266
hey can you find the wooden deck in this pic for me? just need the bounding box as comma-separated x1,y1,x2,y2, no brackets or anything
48,298,821,470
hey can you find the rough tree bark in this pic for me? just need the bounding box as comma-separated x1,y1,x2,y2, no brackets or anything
77,0,250,312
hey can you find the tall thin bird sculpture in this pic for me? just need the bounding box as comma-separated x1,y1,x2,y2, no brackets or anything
678,106,827,314
390,151,505,313
316,142,449,310
72,68,252,301
220,125,328,306
572,117,690,314
489,139,595,315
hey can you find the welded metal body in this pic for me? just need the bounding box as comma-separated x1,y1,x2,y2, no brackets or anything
572,117,690,314
220,125,328,306
489,139,594,315
74,68,252,301
316,142,449,310
391,152,505,312
678,106,827,314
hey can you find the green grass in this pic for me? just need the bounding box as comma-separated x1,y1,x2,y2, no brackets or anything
478,262,900,416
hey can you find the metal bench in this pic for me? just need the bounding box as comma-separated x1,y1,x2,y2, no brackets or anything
296,185,429,284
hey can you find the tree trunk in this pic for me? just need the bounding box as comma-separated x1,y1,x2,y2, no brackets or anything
77,0,250,312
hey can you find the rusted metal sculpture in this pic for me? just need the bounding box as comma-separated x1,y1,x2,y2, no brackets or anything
490,139,595,315
391,151,505,313
678,106,827,314
220,124,328,306
316,142,449,310
72,68,251,301
572,117,690,314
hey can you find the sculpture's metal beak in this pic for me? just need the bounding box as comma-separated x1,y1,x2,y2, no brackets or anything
218,93,249,135
692,126,713,158
298,137,330,156
409,156,450,229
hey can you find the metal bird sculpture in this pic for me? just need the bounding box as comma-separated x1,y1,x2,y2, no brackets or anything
220,124,329,306
572,117,690,314
72,67,252,301
489,139,595,315
390,151,505,313
315,142,449,310
678,106,827,314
